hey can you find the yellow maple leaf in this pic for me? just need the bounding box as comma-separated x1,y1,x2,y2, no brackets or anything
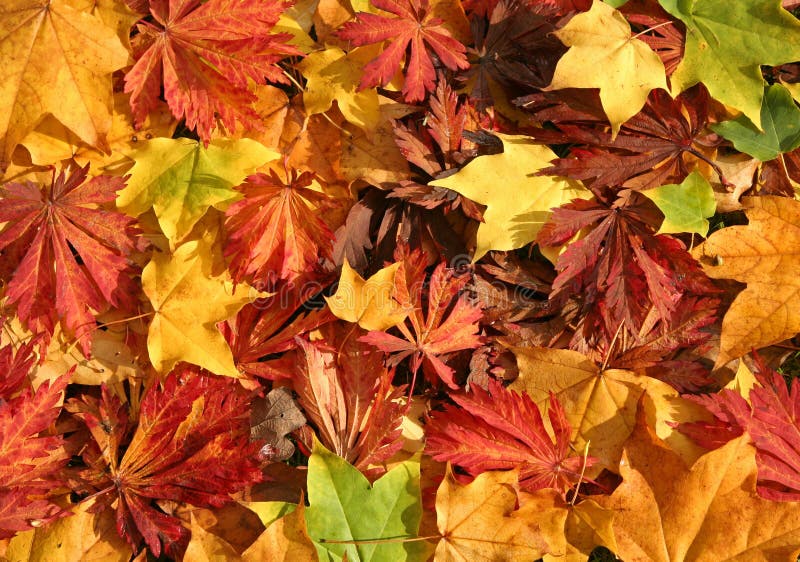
694,195,800,368
429,134,589,261
142,238,258,378
297,46,382,132
325,259,409,331
549,0,667,138
0,0,129,170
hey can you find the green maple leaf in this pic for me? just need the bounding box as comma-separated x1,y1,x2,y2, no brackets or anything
659,0,800,130
711,84,800,162
305,440,428,562
642,170,716,236
116,138,278,244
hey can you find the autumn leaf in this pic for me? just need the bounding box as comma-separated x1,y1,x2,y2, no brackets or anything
0,340,37,399
124,0,301,141
434,467,562,561
598,407,800,562
242,501,316,562
0,165,140,356
325,259,409,331
337,0,470,102
361,249,482,388
711,84,800,161
429,133,590,261
250,386,306,462
68,366,263,558
142,237,257,377
116,137,278,245
642,170,717,236
549,0,667,137
661,0,800,130
305,439,427,562
425,378,591,494
694,196,800,367
224,169,335,285
0,0,128,170
0,373,70,539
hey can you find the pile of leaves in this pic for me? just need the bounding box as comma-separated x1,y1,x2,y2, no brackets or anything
4,0,800,559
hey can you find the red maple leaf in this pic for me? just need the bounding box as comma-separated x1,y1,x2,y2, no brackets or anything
68,366,263,557
361,248,482,388
680,363,800,502
224,170,336,286
0,372,70,538
337,0,469,102
293,329,406,475
425,379,592,494
0,165,140,356
537,190,718,355
124,0,301,142
0,340,38,400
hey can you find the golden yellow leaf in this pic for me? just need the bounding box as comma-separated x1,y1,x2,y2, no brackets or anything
242,501,317,562
0,0,129,170
430,134,589,261
325,259,409,331
434,468,556,561
509,346,707,471
549,0,667,137
693,196,800,368
142,237,258,377
598,411,800,562
5,500,132,562
184,513,240,562
297,46,382,131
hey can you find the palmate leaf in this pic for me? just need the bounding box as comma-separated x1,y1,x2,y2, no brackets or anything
69,366,263,558
425,379,592,495
338,0,469,102
124,0,301,141
0,165,139,356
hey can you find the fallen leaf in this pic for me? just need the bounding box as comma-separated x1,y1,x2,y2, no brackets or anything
184,512,240,562
242,501,317,562
642,170,716,236
250,386,306,462
549,0,667,137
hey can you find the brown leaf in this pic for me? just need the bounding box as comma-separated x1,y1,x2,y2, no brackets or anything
250,387,306,462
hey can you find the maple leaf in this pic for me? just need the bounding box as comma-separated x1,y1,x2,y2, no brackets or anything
599,407,800,562
660,0,800,130
537,189,718,352
0,165,140,356
521,87,718,190
0,340,37,399
0,373,70,538
548,0,667,137
361,248,482,388
292,333,406,472
224,169,335,286
337,0,470,102
124,0,301,142
0,0,128,171
693,196,800,367
641,170,717,237
69,366,263,558
425,379,592,494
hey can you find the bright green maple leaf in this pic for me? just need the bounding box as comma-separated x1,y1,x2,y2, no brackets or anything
658,0,800,130
305,440,428,562
429,134,590,261
711,84,800,162
116,138,278,244
642,170,716,236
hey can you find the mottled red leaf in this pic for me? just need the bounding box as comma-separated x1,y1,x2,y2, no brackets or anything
0,165,139,356
69,366,263,557
0,373,70,538
125,0,300,142
0,340,37,400
537,190,717,355
425,379,592,494
293,329,406,474
361,248,482,388
224,170,336,286
338,0,469,102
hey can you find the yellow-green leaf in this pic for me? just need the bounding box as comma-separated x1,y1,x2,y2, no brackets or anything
642,170,716,236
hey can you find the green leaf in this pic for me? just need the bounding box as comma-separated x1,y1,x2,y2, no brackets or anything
642,170,716,236
116,138,278,244
711,84,800,161
429,134,590,261
658,0,800,130
305,440,427,562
